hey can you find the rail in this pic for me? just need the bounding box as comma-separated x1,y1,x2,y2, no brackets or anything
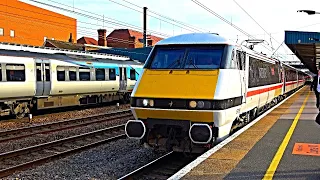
0,124,126,178
0,109,132,143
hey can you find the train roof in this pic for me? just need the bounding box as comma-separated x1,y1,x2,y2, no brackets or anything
156,33,234,46
0,48,142,66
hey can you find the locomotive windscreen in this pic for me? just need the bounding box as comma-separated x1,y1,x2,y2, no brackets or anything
146,45,226,69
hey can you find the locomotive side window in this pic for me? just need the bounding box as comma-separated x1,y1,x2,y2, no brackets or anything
96,69,105,81
236,50,246,70
6,64,25,81
69,67,77,81
130,69,136,80
57,66,65,81
79,67,90,81
109,68,116,80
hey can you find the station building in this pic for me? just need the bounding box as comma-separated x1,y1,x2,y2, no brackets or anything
0,0,76,46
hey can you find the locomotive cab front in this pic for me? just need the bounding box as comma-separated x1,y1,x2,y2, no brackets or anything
125,33,244,153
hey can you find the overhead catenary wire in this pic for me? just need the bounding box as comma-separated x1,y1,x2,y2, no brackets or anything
28,0,171,38
105,0,204,34
0,12,147,49
43,0,171,37
231,0,288,56
191,0,274,54
117,0,209,33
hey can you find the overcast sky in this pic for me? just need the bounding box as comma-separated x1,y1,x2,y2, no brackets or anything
20,0,320,61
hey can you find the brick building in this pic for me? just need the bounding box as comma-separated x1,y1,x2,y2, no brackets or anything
107,29,163,48
77,36,98,45
0,0,76,46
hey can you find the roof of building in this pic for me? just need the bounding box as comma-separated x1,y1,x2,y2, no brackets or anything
77,37,98,45
44,39,84,51
107,29,164,46
285,30,319,74
127,29,163,44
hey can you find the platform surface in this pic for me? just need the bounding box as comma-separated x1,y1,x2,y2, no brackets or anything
183,87,320,180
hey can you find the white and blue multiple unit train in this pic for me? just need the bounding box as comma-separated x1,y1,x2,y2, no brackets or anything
0,43,143,118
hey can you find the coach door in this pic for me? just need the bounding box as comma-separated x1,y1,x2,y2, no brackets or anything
35,59,51,96
119,66,127,91
237,50,247,103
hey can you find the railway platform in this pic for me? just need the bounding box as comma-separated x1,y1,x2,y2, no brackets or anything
170,86,320,180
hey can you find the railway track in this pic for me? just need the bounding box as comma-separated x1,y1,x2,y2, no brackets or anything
118,152,198,180
0,109,132,143
0,124,126,178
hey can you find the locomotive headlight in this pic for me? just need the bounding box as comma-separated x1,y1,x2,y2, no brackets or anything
189,101,197,108
142,99,149,106
197,101,205,108
149,99,154,107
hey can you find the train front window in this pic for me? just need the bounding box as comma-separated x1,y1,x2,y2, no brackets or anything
148,45,225,69
185,48,222,69
150,48,185,69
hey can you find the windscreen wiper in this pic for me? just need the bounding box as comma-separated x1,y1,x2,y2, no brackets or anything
166,57,182,68
186,58,198,69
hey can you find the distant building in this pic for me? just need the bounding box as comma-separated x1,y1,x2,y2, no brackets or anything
107,29,163,48
43,39,84,51
77,37,98,45
43,29,110,51
0,0,76,46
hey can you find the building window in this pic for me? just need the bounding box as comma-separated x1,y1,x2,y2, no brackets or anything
0,28,3,36
6,64,25,81
10,30,15,37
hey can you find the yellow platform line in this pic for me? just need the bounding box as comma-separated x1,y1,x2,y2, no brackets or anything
263,91,310,180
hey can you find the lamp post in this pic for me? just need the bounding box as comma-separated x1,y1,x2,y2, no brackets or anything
297,10,320,15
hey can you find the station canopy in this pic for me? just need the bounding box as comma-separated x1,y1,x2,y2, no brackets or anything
285,30,320,74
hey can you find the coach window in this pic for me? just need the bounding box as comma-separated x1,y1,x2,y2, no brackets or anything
57,66,65,81
6,64,25,81
130,69,136,80
69,67,77,81
109,68,116,80
0,65,1,81
96,69,105,81
45,64,50,81
36,63,41,81
79,67,90,81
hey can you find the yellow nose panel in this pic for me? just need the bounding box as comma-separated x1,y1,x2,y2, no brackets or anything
134,108,214,122
134,69,219,99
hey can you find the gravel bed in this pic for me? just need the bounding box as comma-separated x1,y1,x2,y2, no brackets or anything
6,138,167,180
0,104,130,131
0,116,131,154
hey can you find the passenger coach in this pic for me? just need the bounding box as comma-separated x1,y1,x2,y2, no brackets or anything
0,44,143,118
